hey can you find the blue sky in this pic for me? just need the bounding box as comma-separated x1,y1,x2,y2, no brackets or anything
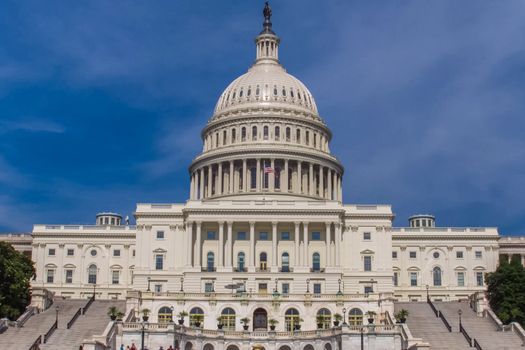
1,1,524,234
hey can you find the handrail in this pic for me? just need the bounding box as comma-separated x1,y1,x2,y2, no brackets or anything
16,306,35,328
459,322,473,346
427,298,439,317
67,308,82,329
43,320,57,343
28,335,42,350
473,338,483,350
83,295,95,314
438,311,452,332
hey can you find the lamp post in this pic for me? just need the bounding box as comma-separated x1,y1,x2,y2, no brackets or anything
458,309,463,330
360,326,364,350
170,306,177,350
274,279,278,292
306,279,310,294
338,279,342,295
140,320,148,350
342,308,347,325
180,276,184,292
426,284,429,302
55,305,59,324
147,277,151,292
92,284,96,300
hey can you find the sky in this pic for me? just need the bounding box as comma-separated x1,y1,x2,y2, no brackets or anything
0,1,524,234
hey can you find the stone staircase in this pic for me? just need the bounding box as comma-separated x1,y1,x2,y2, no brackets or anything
40,299,125,350
0,298,86,350
436,301,524,350
395,302,471,350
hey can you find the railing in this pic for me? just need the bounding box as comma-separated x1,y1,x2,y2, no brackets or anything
67,307,82,329
310,268,326,273
439,311,452,332
43,320,57,343
16,306,35,328
473,338,483,350
427,297,439,317
459,322,472,346
28,335,42,350
83,295,95,313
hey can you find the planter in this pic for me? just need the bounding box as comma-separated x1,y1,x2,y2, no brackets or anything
194,321,201,328
110,315,117,321
178,319,184,325
217,324,223,330
368,318,374,324
317,323,323,329
398,318,406,324
270,325,276,331
142,316,149,322
333,321,340,327
295,325,301,331
243,325,249,331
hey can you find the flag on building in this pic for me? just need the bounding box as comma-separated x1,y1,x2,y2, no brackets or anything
264,167,274,174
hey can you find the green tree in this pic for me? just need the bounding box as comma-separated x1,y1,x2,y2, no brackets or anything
0,242,35,320
486,258,525,325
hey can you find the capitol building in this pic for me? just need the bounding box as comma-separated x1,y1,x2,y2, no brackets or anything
7,3,524,350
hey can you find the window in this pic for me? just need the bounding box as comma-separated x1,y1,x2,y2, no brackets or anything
112,270,120,284
263,125,269,140
155,255,164,270
363,232,371,240
259,252,267,271
47,269,54,283
67,249,74,256
205,282,214,293
392,251,398,259
48,248,56,256
305,130,310,145
410,272,418,286
281,232,290,240
296,129,301,143
133,250,136,257
282,283,290,294
221,308,236,331
457,272,465,286
250,167,256,189
237,252,245,272
475,251,483,259
279,252,290,273
364,286,373,294
252,126,258,140
259,232,268,240
65,269,73,284
158,307,172,324
237,231,246,240
190,307,204,327
476,272,484,286
313,283,322,294
207,231,216,240
317,308,331,329
393,272,399,286
232,128,236,142
312,253,321,272
90,249,97,257
223,130,227,145
286,127,291,141
275,126,280,141
259,283,268,294
113,249,121,257
156,231,165,239
241,127,246,141
348,308,363,326
409,251,417,259
312,232,321,240
433,267,442,286
285,308,300,331
433,252,440,259
207,252,215,272
88,264,97,284
364,256,372,271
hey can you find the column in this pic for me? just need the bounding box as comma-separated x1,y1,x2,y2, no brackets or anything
207,166,213,197
218,221,224,267
294,222,300,266
272,222,278,268
195,222,202,268
325,222,331,267
256,159,261,191
303,222,309,268
199,168,204,199
335,223,341,267
297,161,302,194
327,169,332,200
229,161,234,193
249,222,256,271
190,173,195,200
309,163,314,196
284,159,289,192
242,159,247,192
218,163,223,195
226,222,233,268
270,159,275,191
186,222,193,266
319,166,324,198
338,175,343,201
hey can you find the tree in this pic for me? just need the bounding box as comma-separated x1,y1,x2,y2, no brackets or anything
0,241,35,320
486,258,525,325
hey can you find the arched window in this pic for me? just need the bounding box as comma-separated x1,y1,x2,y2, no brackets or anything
158,306,172,323
252,126,258,141
241,127,246,141
285,308,300,331
433,266,442,286
88,264,97,284
286,127,291,142
263,126,269,140
207,252,215,272
221,307,236,331
348,308,363,325
189,307,204,327
305,131,310,145
275,126,280,141
296,129,301,143
317,308,331,329
281,252,290,272
250,167,257,189
232,128,236,143
275,167,281,189
260,252,268,271
313,133,317,148
223,130,227,145
312,253,321,272
215,132,219,148
237,252,246,272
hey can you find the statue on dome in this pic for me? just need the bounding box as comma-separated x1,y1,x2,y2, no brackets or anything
263,1,272,21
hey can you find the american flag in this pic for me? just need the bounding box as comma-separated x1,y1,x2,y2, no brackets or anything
264,167,274,174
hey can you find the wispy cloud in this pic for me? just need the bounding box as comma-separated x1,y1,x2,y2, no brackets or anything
0,119,65,134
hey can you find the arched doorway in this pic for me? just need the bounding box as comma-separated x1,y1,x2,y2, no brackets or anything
203,344,214,350
253,308,268,330
184,342,193,350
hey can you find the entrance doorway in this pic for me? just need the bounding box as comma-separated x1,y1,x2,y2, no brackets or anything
253,308,268,330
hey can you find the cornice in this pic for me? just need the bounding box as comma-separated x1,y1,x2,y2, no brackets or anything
392,235,499,241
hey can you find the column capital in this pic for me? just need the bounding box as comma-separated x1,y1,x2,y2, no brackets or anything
294,221,301,227
249,221,256,228
271,221,278,227
218,221,225,225
227,221,234,227
303,222,309,228
186,220,194,226
325,222,333,228
195,221,202,227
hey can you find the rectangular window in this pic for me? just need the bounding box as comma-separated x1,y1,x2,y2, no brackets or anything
312,232,321,241
363,232,371,240
207,231,216,240
409,251,417,259
154,284,162,293
67,249,74,256
204,282,214,293
392,251,398,259
281,232,290,240
259,283,268,294
475,251,483,259
410,272,418,286
112,270,119,284
47,269,54,283
282,283,290,295
364,256,372,271
476,272,484,286
155,255,164,270
393,272,399,286
364,286,373,294
65,269,73,284
48,248,56,256
133,250,136,257
113,249,121,257
259,232,268,240
237,232,246,240
456,251,464,259
457,272,465,286
313,283,322,294
156,231,165,239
